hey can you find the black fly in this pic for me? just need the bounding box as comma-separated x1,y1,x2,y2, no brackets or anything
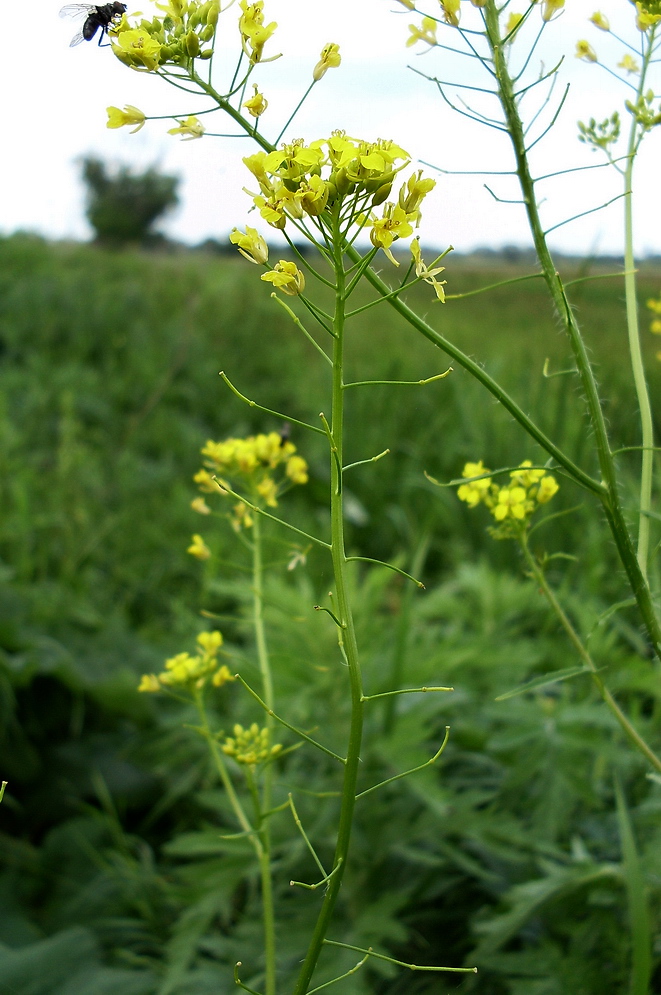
60,3,127,47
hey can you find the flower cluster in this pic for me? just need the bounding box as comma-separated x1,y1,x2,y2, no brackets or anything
193,431,309,531
406,0,562,42
457,460,559,538
222,723,282,766
240,134,435,266
109,0,222,72
138,630,234,692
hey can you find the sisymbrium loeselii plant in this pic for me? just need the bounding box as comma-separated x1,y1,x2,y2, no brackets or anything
73,0,661,990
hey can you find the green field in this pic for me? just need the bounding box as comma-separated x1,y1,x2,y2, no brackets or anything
1,233,660,994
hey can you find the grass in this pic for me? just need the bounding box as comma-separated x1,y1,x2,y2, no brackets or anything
1,233,660,994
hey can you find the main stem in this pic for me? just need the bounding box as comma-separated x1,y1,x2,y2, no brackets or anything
484,0,661,661
252,514,277,995
622,30,656,579
293,213,365,995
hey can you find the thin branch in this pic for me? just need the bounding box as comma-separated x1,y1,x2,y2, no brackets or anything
345,555,425,589
234,963,263,995
343,369,452,388
287,793,328,879
484,183,526,204
307,952,370,993
356,727,451,799
269,295,333,366
219,370,326,434
525,83,570,152
544,192,626,236
343,449,390,473
361,685,453,702
235,675,346,764
212,479,331,549
323,939,477,974
290,860,343,892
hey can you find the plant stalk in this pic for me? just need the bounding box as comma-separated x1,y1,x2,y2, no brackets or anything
483,0,661,661
292,212,365,995
252,513,277,995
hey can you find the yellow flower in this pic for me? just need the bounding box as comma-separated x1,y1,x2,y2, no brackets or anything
286,455,309,485
540,0,564,20
509,460,545,488
406,16,437,47
232,501,254,531
536,475,559,503
197,630,223,655
410,238,446,302
457,461,492,507
256,476,278,507
112,27,162,71
243,84,268,118
589,11,610,30
363,204,415,265
187,534,211,559
168,115,205,140
193,468,217,493
439,0,461,26
138,673,161,692
212,665,235,687
618,54,640,74
106,104,146,133
635,3,661,31
576,40,598,62
493,486,528,521
191,496,212,514
229,226,269,264
505,13,524,35
223,723,282,765
261,260,306,296
238,0,278,63
398,171,436,218
313,42,341,81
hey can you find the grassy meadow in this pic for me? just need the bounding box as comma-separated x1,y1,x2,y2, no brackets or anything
1,232,661,994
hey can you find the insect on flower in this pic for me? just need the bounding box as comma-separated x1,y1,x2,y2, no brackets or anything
60,3,127,47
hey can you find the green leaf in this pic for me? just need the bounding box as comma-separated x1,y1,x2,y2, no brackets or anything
615,778,652,995
495,666,590,701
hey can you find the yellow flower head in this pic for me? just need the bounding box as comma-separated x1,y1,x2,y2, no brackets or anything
439,0,461,27
238,0,278,63
187,533,211,559
222,722,282,766
618,54,640,74
407,16,438,48
243,84,268,118
138,627,232,693
410,238,446,302
589,11,610,30
457,461,492,507
106,104,146,133
635,2,661,32
539,0,564,21
168,115,205,140
363,203,415,266
261,260,306,296
576,40,598,62
313,42,341,81
229,226,269,264
111,27,162,71
191,496,212,515
286,455,309,485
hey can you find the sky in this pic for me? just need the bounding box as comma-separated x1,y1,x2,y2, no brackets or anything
2,0,660,255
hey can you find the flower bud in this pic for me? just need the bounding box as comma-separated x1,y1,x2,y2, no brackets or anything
185,29,200,56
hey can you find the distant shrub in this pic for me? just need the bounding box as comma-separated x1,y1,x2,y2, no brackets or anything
81,157,179,246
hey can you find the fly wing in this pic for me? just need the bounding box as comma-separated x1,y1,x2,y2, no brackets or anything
69,27,86,46
59,4,95,18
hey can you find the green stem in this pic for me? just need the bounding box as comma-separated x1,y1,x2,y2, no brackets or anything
292,209,365,995
519,532,661,775
252,514,277,995
483,0,661,661
193,690,259,845
622,31,656,579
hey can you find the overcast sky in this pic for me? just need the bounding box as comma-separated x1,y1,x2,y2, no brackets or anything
3,0,659,255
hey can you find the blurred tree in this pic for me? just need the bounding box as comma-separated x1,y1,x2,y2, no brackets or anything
81,157,179,246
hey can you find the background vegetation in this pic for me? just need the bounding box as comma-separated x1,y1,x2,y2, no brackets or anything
1,232,660,994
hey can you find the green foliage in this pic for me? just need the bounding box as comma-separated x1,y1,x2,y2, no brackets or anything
81,158,179,246
1,235,661,992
